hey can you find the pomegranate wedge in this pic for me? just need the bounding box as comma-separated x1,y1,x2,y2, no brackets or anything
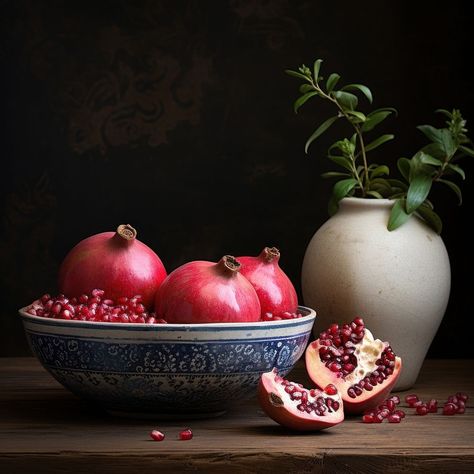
305,318,402,414
258,369,344,431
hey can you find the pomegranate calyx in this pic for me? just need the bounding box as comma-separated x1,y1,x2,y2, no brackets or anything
262,247,280,263
116,224,137,241
220,255,241,274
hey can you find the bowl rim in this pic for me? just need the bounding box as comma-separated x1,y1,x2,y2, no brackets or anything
18,305,316,330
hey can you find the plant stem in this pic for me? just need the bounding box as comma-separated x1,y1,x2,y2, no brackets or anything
355,128,369,195
309,77,369,196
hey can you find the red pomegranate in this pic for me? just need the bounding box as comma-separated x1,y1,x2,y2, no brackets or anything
155,255,261,323
237,247,298,318
305,317,402,414
258,369,344,431
59,224,167,309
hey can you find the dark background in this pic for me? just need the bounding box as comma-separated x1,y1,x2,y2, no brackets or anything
1,0,472,357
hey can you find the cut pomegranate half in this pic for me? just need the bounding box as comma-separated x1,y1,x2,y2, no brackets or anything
258,368,344,431
305,318,402,414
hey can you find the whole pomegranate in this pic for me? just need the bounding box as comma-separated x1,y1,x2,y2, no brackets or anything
59,224,167,309
237,247,298,318
258,369,344,431
155,255,261,323
305,317,402,414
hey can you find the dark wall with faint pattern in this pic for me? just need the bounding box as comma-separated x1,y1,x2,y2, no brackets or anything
1,0,473,356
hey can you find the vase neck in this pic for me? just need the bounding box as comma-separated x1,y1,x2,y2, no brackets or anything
338,197,394,212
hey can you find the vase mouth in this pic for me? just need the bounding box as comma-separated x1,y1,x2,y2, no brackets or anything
339,197,395,209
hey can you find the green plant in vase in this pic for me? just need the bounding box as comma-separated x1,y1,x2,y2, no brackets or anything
286,59,473,233
288,58,473,390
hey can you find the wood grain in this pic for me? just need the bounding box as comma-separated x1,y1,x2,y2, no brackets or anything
1,358,473,473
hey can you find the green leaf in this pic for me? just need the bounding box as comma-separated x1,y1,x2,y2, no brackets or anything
332,91,358,110
417,125,444,143
447,163,465,180
326,73,341,92
370,178,392,195
421,143,446,160
365,134,395,152
285,69,308,81
397,158,411,181
304,116,339,154
346,110,366,123
459,145,474,157
387,199,411,231
439,129,456,156
435,108,452,119
328,178,358,215
313,59,323,81
299,84,314,93
328,155,354,172
416,204,442,234
387,179,408,192
294,91,319,113
361,110,393,132
341,84,373,103
366,190,384,199
321,171,352,179
438,179,462,204
370,165,390,178
406,172,432,214
419,153,443,166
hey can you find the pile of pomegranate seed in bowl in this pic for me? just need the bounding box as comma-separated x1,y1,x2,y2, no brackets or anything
19,225,319,417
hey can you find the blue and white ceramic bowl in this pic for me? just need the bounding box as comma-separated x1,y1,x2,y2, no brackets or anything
19,306,316,417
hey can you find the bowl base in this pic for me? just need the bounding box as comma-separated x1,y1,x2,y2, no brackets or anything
106,409,227,420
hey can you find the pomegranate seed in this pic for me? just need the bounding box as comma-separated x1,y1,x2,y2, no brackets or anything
60,309,72,320
385,400,396,412
150,430,165,441
328,362,341,372
378,409,391,419
388,414,401,423
179,428,193,440
394,409,406,418
456,392,469,402
427,399,438,413
405,394,419,406
374,413,384,423
443,403,457,416
447,395,458,404
456,400,466,409
362,414,376,423
416,404,429,416
457,405,466,414
324,384,338,395
388,395,400,405
353,317,364,326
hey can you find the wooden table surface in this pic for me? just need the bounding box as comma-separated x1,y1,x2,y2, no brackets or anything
0,358,473,473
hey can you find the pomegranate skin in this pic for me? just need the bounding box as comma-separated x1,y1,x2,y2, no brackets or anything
59,225,167,309
155,256,261,323
237,247,298,317
258,369,344,431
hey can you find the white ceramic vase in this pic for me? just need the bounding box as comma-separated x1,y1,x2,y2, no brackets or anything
302,197,451,390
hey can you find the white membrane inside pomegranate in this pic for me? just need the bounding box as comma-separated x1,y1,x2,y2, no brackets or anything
310,317,401,402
